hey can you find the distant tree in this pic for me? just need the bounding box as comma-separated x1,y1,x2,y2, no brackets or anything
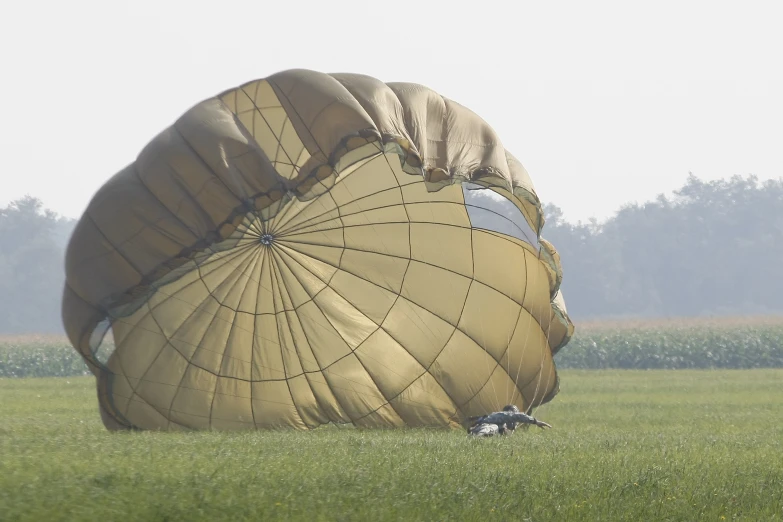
0,196,76,334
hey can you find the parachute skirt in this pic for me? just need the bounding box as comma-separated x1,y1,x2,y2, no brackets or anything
61,69,575,431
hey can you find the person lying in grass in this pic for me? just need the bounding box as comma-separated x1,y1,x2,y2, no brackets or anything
467,404,552,437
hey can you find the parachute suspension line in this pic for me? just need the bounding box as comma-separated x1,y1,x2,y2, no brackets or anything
529,279,555,417
508,290,519,404
539,285,557,411
531,314,554,414
471,225,502,413
509,253,534,412
519,309,539,413
528,284,548,415
478,297,502,412
504,279,520,407
500,247,515,408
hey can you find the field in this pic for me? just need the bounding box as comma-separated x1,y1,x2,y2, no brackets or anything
1,370,781,521
2,320,782,521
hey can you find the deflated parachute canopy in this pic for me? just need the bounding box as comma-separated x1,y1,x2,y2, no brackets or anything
62,69,575,431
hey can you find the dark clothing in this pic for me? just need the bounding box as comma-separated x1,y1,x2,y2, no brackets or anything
467,410,544,437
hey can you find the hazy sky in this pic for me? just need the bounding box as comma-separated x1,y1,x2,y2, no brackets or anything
1,0,781,223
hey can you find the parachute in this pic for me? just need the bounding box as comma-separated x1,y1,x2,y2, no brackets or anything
61,69,574,431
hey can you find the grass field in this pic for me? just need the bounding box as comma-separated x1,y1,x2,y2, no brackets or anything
2,369,781,521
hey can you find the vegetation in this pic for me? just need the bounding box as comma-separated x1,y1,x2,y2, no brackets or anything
0,335,90,378
2,370,781,521
555,316,783,370
4,316,782,379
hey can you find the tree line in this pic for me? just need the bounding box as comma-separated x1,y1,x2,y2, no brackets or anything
544,174,783,320
1,173,781,333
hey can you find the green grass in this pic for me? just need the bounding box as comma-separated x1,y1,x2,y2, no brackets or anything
2,370,781,521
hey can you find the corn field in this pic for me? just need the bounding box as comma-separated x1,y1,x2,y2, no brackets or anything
0,335,91,378
555,315,783,369
2,316,782,378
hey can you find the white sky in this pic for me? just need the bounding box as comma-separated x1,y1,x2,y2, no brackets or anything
1,0,781,223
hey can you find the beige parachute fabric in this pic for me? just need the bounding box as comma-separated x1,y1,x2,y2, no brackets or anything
62,69,575,431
